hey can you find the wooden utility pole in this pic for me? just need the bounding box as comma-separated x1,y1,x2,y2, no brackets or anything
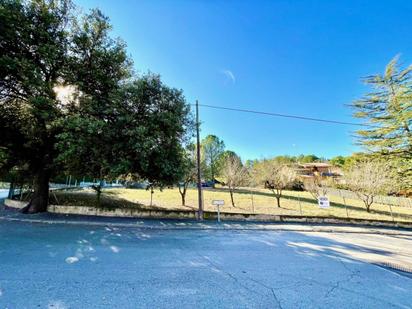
196,100,204,220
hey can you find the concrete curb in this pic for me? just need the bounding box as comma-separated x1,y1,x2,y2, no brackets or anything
4,198,412,232
374,262,412,276
1,213,412,236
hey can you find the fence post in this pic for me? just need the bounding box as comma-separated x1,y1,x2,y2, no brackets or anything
19,184,24,201
388,204,395,222
52,191,59,204
339,190,349,218
250,190,255,214
384,195,394,222
7,182,15,199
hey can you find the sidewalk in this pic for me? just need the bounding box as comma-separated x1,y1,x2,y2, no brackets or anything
1,206,412,236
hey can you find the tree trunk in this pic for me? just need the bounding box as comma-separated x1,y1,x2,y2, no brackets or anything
91,183,103,207
7,181,15,199
21,170,50,214
211,158,215,188
180,188,186,206
229,189,235,207
364,196,373,213
276,196,281,208
97,180,105,207
179,183,188,206
96,186,102,207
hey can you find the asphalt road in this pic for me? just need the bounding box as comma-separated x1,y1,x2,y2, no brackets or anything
0,220,411,308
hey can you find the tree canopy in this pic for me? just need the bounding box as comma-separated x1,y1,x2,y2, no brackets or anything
0,0,192,212
201,134,225,185
351,56,412,187
252,159,297,207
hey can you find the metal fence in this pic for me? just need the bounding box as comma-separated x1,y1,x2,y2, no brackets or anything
327,188,412,208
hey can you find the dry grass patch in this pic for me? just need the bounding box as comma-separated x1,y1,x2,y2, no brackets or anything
104,187,412,222
35,187,412,223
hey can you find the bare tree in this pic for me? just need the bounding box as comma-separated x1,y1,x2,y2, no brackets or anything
344,160,394,212
303,176,331,200
221,154,247,207
254,160,297,207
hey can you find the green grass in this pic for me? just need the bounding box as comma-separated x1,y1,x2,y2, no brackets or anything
48,189,145,210
46,187,412,223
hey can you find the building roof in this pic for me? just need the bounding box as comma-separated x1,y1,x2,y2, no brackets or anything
299,163,332,168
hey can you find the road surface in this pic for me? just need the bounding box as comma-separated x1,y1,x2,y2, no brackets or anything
0,220,411,308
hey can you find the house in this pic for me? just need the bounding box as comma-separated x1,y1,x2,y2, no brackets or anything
296,163,341,179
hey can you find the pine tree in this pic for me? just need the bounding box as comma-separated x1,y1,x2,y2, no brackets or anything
351,56,412,188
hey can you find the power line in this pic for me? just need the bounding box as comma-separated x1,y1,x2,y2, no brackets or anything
193,103,371,127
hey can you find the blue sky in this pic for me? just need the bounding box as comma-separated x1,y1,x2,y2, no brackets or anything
76,0,412,161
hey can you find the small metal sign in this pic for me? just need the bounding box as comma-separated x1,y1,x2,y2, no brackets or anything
212,200,224,222
212,200,225,206
318,196,330,209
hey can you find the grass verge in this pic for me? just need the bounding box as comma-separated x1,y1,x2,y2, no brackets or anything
38,187,412,223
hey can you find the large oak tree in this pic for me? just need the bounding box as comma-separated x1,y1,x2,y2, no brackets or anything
0,0,192,212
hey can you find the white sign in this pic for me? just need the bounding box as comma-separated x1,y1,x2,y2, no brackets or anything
212,200,224,223
212,200,225,206
318,196,330,208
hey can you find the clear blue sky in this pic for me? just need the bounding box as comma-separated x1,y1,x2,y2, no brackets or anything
76,0,412,161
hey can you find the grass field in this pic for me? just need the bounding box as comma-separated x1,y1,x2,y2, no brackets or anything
91,186,412,223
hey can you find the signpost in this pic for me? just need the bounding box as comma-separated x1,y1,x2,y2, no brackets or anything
318,196,330,209
212,200,225,222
